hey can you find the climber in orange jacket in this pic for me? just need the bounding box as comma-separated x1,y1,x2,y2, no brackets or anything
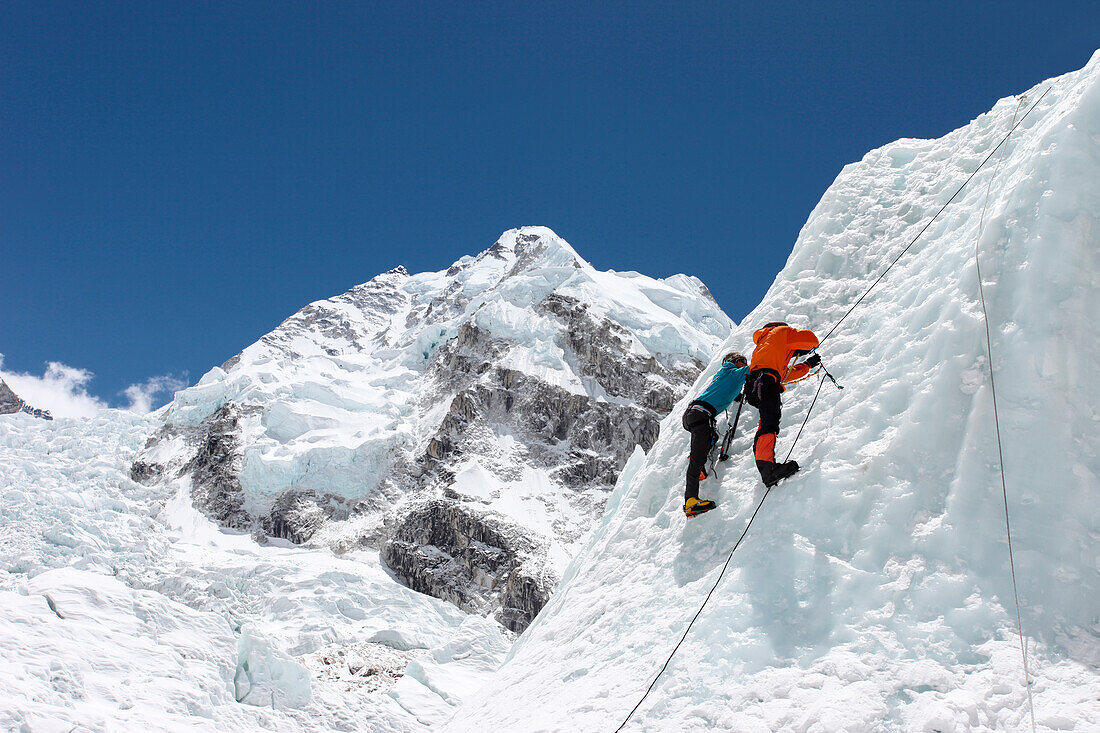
744,321,821,487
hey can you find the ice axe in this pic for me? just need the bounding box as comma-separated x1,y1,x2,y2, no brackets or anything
718,392,744,462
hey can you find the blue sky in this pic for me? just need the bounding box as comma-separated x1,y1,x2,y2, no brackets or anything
2,2,1097,412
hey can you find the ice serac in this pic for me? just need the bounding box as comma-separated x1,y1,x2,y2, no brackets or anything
133,225,733,631
443,55,1100,730
0,410,514,731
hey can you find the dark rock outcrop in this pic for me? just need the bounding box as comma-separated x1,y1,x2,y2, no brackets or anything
538,293,699,408
419,298,697,493
131,461,165,484
262,490,344,544
381,499,554,633
183,403,251,530
0,379,53,420
0,380,22,415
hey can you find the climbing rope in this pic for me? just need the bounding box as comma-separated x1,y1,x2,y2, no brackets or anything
820,87,1051,346
973,95,1038,733
616,375,825,732
615,88,1051,731
614,484,774,732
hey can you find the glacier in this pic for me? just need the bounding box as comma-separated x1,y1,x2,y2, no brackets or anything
443,54,1100,731
4,49,1100,733
0,410,514,731
1,228,731,730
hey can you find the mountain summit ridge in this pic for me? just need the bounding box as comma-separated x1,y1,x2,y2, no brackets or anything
134,226,733,631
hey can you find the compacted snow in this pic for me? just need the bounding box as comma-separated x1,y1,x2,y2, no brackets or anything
443,54,1100,732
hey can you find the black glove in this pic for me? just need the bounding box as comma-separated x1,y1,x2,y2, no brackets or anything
805,354,821,368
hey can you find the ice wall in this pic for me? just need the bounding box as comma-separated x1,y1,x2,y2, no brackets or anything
444,53,1100,732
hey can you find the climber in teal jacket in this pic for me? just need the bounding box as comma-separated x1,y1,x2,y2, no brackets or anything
682,352,749,516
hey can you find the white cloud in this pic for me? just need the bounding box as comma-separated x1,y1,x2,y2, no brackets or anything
0,354,188,418
122,374,188,414
0,354,107,419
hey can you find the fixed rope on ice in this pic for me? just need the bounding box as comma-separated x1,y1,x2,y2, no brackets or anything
973,93,1038,733
614,483,775,733
614,88,1051,732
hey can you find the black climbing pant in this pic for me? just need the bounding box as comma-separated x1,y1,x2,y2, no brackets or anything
745,369,783,476
682,400,717,501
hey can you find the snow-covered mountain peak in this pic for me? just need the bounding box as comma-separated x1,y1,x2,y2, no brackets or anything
136,227,733,632
430,227,593,310
482,226,591,274
2,224,734,728
377,264,410,280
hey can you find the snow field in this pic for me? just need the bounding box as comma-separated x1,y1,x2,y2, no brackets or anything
443,53,1100,732
0,411,510,731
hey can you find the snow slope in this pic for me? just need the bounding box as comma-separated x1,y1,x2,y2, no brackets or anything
0,410,510,731
444,54,1100,732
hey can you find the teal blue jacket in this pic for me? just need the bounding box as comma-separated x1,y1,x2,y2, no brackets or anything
696,362,749,414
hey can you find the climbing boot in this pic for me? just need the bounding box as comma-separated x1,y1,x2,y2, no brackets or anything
684,497,717,517
763,460,799,487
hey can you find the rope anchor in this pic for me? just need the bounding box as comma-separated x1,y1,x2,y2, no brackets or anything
816,358,844,391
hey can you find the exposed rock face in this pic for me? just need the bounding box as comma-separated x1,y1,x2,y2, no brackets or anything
261,490,344,544
0,379,53,420
132,227,734,629
382,499,554,633
416,292,696,497
0,380,22,415
424,352,659,490
130,460,164,484
183,403,251,531
538,293,693,413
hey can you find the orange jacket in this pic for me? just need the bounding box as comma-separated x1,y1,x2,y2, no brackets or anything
749,324,820,385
